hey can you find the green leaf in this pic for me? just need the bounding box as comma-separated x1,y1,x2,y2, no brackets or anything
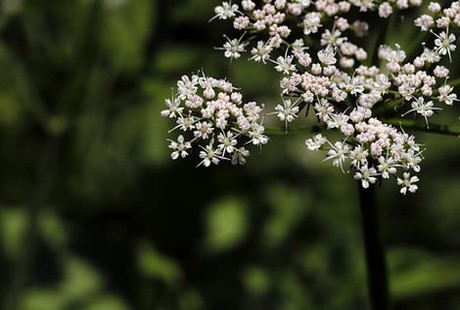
84,295,130,310
100,0,154,73
390,250,460,299
19,289,67,310
0,207,28,260
242,266,271,297
38,210,67,249
137,242,182,284
205,197,248,253
263,184,309,247
59,257,103,300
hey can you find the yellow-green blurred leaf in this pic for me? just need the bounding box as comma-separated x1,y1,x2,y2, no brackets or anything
59,257,103,300
38,210,67,249
0,207,28,260
100,0,154,72
19,289,66,310
263,184,309,247
242,266,271,297
178,289,204,310
84,295,130,310
390,251,460,299
137,242,182,284
205,197,248,253
0,95,22,127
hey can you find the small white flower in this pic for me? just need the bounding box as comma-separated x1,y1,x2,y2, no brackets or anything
211,1,239,21
349,145,369,168
233,16,250,30
248,123,269,145
340,75,364,95
421,47,441,63
324,141,350,173
432,29,456,62
193,121,214,139
275,98,300,131
317,48,337,65
414,14,434,31
217,131,238,155
273,55,296,74
177,75,198,100
231,147,250,165
428,2,441,12
161,97,183,118
305,134,326,150
185,94,204,108
320,29,345,48
437,84,460,105
377,156,398,179
168,135,192,160
175,113,196,131
250,41,273,64
397,172,419,195
354,165,378,189
402,96,442,128
303,12,322,35
198,144,224,167
241,0,255,11
217,35,247,60
378,2,393,18
314,98,335,122
401,149,423,173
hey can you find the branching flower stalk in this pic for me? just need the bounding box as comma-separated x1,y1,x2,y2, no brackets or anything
163,0,459,195
161,1,460,308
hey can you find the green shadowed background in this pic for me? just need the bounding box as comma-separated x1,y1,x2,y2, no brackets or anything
0,0,459,309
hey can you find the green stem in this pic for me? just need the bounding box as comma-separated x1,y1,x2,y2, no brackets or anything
264,124,326,136
384,118,460,138
448,77,460,88
358,184,389,310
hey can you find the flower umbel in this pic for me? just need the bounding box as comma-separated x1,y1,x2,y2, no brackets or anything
163,0,460,194
162,72,268,167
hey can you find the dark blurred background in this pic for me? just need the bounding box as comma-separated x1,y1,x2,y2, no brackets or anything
0,0,459,309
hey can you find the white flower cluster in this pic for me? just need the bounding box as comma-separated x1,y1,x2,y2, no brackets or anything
415,1,460,62
161,73,268,167
305,116,423,194
209,0,460,193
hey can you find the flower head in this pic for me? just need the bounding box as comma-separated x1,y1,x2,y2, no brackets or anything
192,0,459,193
162,72,267,167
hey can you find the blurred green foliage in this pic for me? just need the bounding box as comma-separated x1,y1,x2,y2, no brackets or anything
0,0,459,309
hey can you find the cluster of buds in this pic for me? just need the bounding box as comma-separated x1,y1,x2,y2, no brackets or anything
161,73,268,167
162,0,460,194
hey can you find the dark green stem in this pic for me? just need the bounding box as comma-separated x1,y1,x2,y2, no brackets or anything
448,77,460,88
358,184,389,310
264,124,326,136
384,118,460,138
